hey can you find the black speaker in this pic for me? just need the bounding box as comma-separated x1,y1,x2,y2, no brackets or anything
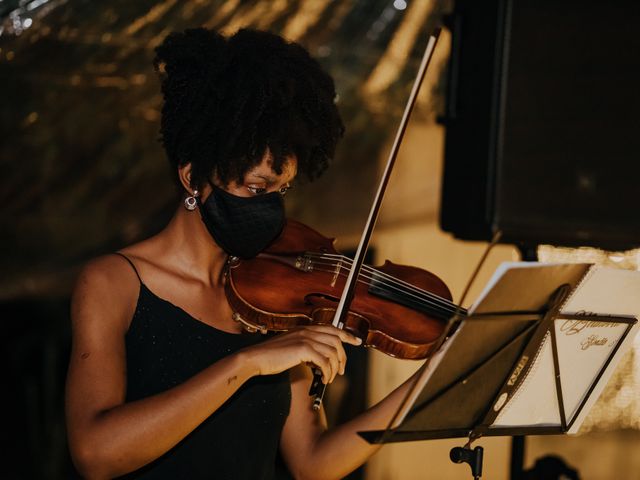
439,0,640,251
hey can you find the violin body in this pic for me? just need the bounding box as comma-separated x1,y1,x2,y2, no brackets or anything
225,220,451,359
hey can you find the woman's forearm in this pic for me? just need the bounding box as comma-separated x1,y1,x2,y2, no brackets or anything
67,351,256,479
301,369,421,480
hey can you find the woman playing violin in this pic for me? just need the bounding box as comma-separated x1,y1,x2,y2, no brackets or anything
65,28,417,479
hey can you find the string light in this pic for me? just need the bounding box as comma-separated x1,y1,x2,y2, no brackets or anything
0,0,55,36
393,0,407,11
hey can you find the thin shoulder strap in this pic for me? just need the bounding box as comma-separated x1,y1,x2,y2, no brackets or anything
113,252,143,284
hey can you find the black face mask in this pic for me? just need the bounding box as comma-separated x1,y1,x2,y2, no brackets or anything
196,182,285,259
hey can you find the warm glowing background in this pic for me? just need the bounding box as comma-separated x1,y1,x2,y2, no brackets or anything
1,1,639,479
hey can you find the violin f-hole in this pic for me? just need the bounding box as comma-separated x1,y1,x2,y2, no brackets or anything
304,292,340,306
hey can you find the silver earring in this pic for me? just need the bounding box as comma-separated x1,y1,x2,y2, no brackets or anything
184,189,199,211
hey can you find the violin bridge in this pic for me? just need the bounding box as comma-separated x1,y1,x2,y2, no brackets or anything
330,257,342,288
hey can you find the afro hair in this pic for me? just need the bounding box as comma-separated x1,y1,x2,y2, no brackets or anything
153,28,345,190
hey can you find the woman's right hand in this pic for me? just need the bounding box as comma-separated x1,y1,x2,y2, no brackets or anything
239,325,362,384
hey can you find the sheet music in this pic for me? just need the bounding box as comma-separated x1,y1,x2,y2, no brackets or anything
491,265,640,431
555,318,628,423
559,266,640,431
493,332,561,427
560,266,640,318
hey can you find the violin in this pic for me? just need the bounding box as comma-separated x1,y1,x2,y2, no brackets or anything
225,219,463,360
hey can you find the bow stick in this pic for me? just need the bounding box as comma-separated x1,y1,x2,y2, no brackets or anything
309,28,442,410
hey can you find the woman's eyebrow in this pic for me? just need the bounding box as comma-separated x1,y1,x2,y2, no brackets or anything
244,174,274,183
251,173,290,184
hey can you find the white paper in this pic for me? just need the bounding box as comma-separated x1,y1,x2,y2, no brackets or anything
493,333,561,427
559,266,640,432
555,318,628,422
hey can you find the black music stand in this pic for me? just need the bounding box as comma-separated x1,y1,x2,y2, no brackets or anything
359,262,640,479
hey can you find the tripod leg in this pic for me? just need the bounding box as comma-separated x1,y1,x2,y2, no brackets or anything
510,435,526,479
473,446,483,479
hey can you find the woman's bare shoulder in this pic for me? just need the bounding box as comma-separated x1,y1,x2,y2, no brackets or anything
77,256,131,288
71,243,152,333
113,234,169,271
78,233,161,288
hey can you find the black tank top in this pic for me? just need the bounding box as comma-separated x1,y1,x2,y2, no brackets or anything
114,253,292,480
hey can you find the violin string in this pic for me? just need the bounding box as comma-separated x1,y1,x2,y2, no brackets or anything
307,258,460,315
307,264,460,317
305,253,463,314
305,258,463,316
308,253,459,309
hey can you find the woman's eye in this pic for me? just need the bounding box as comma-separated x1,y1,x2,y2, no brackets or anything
246,186,267,195
278,185,292,196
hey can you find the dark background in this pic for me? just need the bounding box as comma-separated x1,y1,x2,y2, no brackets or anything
440,0,640,251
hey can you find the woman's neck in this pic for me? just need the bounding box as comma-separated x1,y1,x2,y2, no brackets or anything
157,204,229,287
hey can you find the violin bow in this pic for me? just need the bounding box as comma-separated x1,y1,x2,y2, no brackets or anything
309,28,442,410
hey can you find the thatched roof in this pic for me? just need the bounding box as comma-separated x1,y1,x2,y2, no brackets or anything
0,0,447,300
